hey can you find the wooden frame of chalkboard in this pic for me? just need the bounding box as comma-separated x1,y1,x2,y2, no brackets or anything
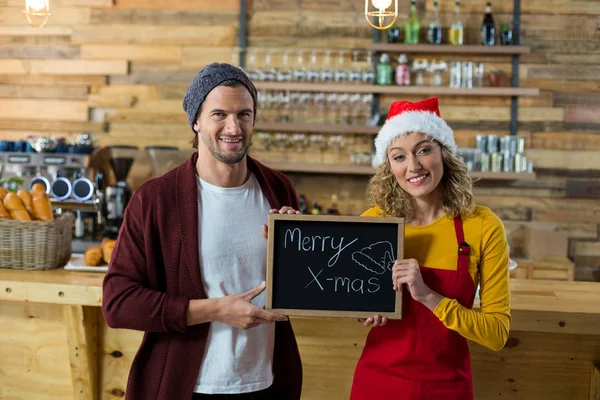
266,214,404,319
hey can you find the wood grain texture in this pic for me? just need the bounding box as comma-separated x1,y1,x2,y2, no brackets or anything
0,99,88,122
0,84,89,99
0,6,90,25
81,44,182,61
0,45,80,59
71,24,236,45
63,305,99,400
114,0,240,11
0,59,128,75
90,9,238,25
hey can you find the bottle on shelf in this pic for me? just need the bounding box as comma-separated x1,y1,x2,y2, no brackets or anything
376,53,393,86
395,54,410,86
388,23,401,43
481,2,495,46
404,0,420,45
427,0,442,45
449,0,464,45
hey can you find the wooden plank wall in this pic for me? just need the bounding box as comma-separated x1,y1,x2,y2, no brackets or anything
0,0,599,280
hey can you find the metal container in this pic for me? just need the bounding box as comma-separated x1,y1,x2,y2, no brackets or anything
501,136,518,155
461,61,473,88
479,152,490,172
517,136,525,154
487,135,499,153
515,153,528,172
475,135,487,153
503,151,514,172
490,153,503,172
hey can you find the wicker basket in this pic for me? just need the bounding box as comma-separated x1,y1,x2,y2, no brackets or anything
0,213,74,270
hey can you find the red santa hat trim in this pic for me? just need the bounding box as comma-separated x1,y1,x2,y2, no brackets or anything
372,97,456,167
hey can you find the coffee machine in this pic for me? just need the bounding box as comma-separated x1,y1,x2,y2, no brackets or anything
104,145,138,239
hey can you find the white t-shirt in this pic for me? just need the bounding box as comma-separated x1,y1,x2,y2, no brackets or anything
194,173,274,394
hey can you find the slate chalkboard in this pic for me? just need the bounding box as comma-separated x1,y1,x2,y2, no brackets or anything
266,214,404,319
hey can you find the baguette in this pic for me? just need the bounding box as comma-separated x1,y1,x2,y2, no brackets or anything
31,183,46,196
3,192,32,221
17,189,34,217
32,192,53,222
0,201,8,219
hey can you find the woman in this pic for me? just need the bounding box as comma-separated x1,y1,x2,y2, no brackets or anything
350,97,511,400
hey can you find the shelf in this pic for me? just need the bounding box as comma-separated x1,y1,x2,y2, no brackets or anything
254,82,540,97
264,162,537,181
254,122,379,135
365,43,531,55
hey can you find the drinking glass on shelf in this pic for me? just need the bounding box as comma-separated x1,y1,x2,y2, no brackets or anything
246,48,260,81
277,50,293,82
313,92,327,122
292,50,307,82
337,92,350,124
262,49,276,81
461,61,473,88
474,62,484,87
273,133,290,151
428,60,447,87
309,134,325,150
290,133,308,151
255,132,272,151
335,50,349,83
349,93,363,124
307,50,320,83
327,135,345,151
361,51,375,84
449,61,461,88
326,93,339,124
349,50,363,84
320,49,334,82
412,59,429,86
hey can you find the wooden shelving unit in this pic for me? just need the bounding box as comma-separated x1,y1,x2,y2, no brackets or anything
254,122,379,135
254,82,540,97
365,43,531,55
263,161,537,181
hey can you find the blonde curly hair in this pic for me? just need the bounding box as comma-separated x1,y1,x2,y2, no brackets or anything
366,137,476,221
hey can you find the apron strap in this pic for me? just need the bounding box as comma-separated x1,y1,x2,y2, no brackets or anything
453,216,470,273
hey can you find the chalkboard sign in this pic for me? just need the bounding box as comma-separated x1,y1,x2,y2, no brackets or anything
266,214,404,319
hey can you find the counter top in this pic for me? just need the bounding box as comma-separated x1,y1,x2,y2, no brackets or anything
1,268,600,315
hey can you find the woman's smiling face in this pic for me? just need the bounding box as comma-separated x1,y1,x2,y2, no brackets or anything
387,132,444,200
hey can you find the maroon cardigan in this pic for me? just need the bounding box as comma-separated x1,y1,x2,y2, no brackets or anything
102,153,302,400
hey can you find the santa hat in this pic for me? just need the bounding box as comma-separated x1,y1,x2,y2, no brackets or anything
372,97,456,167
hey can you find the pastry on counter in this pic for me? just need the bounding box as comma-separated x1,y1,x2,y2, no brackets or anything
102,238,116,264
0,187,7,201
3,192,32,221
84,246,104,267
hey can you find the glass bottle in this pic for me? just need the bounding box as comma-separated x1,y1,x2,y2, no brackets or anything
395,54,410,86
404,0,420,45
376,53,392,86
427,0,442,45
449,0,464,45
482,2,495,46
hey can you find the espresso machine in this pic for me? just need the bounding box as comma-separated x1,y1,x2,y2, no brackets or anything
104,145,138,239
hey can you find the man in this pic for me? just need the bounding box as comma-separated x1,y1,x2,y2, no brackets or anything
102,63,303,400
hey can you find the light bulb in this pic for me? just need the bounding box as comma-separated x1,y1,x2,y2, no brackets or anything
372,0,392,10
24,0,50,28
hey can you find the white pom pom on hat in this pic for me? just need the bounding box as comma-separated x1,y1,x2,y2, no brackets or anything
372,96,456,167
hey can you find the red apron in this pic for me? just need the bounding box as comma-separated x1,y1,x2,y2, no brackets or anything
351,216,476,400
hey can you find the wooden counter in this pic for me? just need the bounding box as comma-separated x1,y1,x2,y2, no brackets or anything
1,269,600,400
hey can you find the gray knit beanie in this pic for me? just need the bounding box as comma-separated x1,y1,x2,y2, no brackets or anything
182,62,258,133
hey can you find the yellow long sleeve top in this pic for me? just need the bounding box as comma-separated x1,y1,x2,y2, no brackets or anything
362,205,511,351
